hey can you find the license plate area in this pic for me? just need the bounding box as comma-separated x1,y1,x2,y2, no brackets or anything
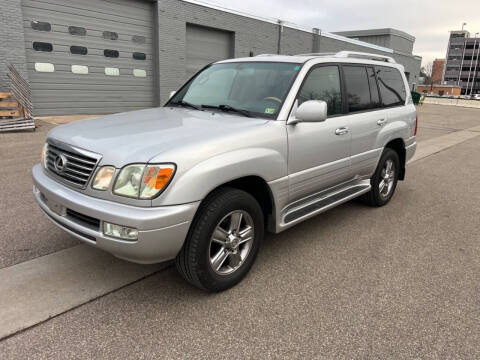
45,197,66,217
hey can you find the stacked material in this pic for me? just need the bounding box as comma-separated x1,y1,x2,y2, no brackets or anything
0,64,35,132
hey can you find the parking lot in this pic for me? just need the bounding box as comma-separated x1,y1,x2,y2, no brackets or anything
1,104,479,358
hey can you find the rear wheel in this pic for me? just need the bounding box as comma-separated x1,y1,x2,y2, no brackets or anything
363,148,400,207
175,187,264,292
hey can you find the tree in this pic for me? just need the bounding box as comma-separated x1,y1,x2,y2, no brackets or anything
420,62,433,85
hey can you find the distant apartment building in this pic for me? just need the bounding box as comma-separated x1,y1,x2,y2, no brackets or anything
431,59,445,84
443,30,480,95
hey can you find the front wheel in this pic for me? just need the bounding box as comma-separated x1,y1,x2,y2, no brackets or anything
175,187,264,292
363,148,400,207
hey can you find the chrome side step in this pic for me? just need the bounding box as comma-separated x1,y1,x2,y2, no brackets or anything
281,180,371,228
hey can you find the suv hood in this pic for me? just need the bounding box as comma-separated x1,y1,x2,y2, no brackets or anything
47,107,269,166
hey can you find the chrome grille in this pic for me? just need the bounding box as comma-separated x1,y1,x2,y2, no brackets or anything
45,143,100,188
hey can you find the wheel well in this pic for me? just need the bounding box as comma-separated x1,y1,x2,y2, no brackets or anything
209,176,274,228
385,138,406,180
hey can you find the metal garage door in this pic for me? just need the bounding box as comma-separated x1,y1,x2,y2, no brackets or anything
186,24,234,78
22,0,154,115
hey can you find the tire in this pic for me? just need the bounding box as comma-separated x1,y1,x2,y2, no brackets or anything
175,187,264,292
363,148,400,207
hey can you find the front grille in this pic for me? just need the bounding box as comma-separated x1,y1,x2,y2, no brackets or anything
46,143,99,188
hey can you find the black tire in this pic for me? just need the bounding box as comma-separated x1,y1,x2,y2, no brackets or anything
175,187,264,292
363,148,400,207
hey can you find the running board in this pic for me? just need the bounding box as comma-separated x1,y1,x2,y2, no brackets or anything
282,181,371,227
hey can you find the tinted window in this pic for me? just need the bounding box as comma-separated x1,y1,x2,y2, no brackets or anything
103,31,118,40
376,66,406,107
70,46,88,55
104,49,119,58
132,35,146,44
343,66,371,112
133,52,146,60
366,67,380,108
69,26,86,36
33,42,53,52
31,21,51,32
297,66,342,116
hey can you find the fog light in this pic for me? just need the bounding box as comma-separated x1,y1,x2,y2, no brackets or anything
103,222,138,241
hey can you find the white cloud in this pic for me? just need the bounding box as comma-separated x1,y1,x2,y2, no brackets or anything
201,0,480,66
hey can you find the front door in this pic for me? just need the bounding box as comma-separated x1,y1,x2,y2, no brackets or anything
287,65,352,203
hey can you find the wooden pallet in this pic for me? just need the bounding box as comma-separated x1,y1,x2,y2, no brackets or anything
0,92,35,132
0,117,35,132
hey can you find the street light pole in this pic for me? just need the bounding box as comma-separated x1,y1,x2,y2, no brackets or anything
462,22,467,31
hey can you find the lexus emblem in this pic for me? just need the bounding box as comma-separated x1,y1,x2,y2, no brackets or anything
54,154,68,173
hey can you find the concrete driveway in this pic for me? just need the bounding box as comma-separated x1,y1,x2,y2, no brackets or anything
0,105,479,358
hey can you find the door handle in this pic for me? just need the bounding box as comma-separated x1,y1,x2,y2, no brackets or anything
335,127,350,135
377,118,387,126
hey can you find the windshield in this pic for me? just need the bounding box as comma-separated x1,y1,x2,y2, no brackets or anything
168,62,302,119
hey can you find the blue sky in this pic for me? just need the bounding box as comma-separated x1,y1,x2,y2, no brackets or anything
201,0,480,66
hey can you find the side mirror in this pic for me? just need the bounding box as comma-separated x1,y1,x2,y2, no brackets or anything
169,90,176,99
291,100,328,124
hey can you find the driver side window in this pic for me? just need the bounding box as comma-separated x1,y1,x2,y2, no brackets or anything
298,66,342,116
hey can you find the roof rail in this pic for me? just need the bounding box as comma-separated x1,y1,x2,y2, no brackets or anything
294,51,396,63
295,52,337,57
255,54,282,57
334,51,396,63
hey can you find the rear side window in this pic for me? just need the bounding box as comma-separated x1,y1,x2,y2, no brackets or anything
343,66,371,112
298,66,342,116
376,66,406,107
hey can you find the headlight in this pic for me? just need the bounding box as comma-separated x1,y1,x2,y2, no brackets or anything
92,166,115,191
41,143,48,168
113,164,175,199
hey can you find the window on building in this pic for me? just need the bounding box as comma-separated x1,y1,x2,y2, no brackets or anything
343,66,372,112
31,21,51,32
71,65,88,74
133,69,147,77
297,65,342,116
133,52,146,60
105,67,120,76
35,63,54,72
69,26,87,36
103,31,118,40
132,35,146,44
376,66,406,107
104,49,119,58
33,42,53,52
70,46,88,55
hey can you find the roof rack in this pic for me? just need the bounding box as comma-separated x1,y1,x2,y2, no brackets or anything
295,51,396,63
255,54,282,57
335,51,396,63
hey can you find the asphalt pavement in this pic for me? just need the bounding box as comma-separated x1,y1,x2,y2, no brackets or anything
0,105,479,358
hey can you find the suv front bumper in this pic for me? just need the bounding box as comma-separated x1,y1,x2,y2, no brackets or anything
32,164,199,264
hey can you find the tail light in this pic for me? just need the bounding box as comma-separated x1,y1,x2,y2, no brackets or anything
414,115,418,136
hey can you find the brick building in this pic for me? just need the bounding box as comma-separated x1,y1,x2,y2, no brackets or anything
431,59,445,84
0,0,422,115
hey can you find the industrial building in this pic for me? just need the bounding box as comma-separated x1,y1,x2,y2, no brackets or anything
443,30,480,95
0,0,422,116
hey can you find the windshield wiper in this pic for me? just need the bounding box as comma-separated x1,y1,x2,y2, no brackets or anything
201,104,253,118
169,100,203,111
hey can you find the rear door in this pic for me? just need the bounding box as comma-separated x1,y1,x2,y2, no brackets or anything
343,65,388,178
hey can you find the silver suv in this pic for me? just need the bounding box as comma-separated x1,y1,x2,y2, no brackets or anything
33,51,417,291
